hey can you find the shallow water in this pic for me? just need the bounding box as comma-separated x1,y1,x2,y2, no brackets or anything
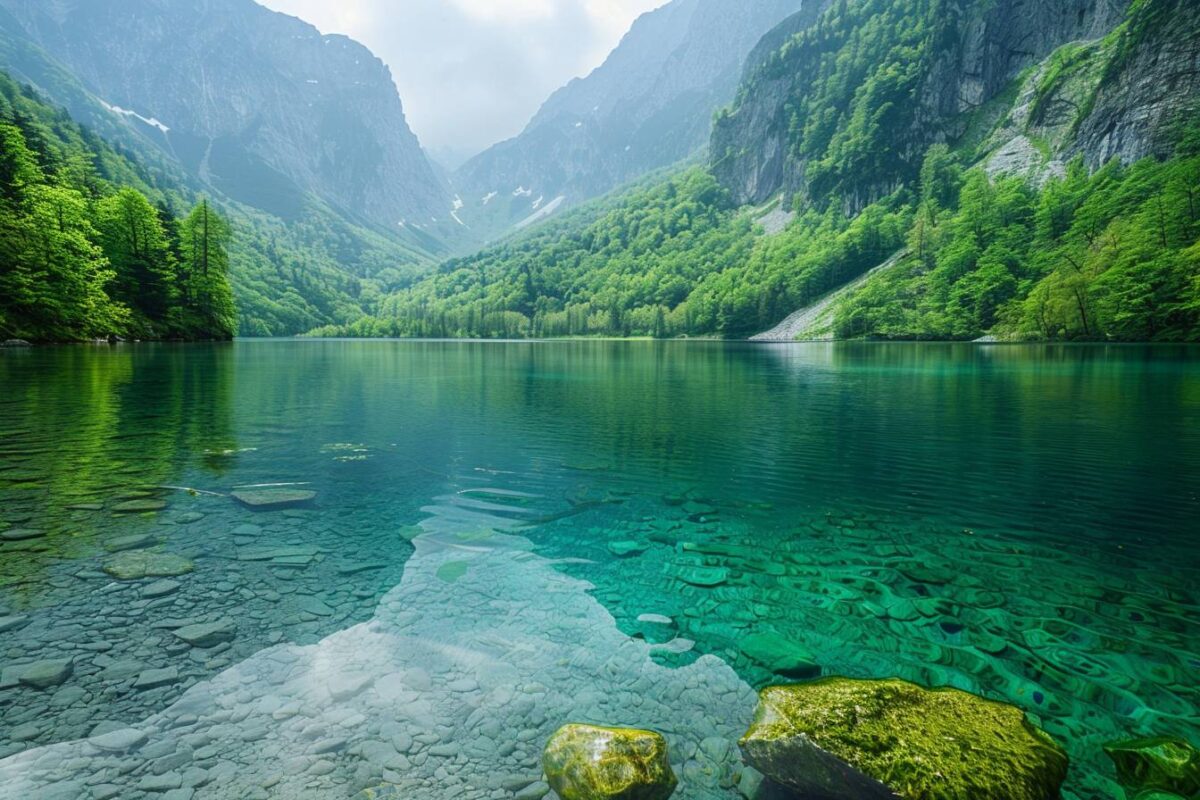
0,340,1196,799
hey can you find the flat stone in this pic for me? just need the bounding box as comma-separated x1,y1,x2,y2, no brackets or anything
0,615,30,633
103,552,194,580
89,728,149,752
135,667,180,690
18,658,74,689
237,545,320,562
104,533,160,553
1,528,45,541
608,540,647,558
231,488,316,510
674,565,729,587
137,772,182,792
113,499,168,513
337,562,387,575
174,620,236,648
143,580,183,598
298,598,333,617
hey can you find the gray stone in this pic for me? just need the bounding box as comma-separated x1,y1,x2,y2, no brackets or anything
135,667,180,690
89,727,148,752
18,658,73,689
137,772,183,792
173,620,236,648
104,533,160,552
144,580,183,598
231,488,316,510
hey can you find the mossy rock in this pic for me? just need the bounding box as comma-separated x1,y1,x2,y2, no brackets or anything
739,677,1068,800
543,723,678,800
1104,737,1200,798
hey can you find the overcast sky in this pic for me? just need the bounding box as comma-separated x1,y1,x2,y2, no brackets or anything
258,0,667,167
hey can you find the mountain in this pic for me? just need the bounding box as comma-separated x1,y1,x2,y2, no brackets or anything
449,0,817,244
325,0,1200,344
709,0,1193,210
0,0,448,231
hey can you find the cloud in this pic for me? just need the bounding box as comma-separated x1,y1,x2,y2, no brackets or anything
257,0,667,165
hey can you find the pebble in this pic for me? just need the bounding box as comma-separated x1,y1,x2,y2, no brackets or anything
134,667,180,690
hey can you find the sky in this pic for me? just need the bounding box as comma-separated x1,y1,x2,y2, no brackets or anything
258,0,668,168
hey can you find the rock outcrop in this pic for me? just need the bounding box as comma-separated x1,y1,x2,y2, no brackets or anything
711,0,1139,208
739,677,1069,800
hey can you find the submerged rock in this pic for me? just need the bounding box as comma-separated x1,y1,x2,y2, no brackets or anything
18,658,74,690
173,619,236,648
232,487,316,510
739,632,820,679
112,499,167,513
103,552,194,580
542,723,678,800
739,677,1068,800
1103,737,1200,799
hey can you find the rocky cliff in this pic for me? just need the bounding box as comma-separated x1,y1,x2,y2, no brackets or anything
450,0,811,244
710,0,1152,209
0,0,448,230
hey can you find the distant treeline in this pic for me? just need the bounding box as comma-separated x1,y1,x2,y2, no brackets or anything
0,76,235,342
308,140,1200,342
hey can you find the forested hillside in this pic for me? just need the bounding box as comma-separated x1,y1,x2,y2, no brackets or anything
317,0,1199,342
0,15,438,337
0,73,235,341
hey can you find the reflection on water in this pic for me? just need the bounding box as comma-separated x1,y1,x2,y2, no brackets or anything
0,341,1197,799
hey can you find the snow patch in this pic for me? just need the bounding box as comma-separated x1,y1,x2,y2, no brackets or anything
531,195,544,210
452,194,464,211
515,195,566,230
512,186,532,198
100,100,170,134
481,191,498,205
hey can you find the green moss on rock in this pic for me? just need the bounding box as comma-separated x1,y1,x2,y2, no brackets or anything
739,677,1069,800
1104,737,1200,798
543,723,678,800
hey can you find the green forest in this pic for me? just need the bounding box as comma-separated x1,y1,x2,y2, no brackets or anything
0,66,434,340
0,79,234,341
310,0,1200,342
309,140,1199,342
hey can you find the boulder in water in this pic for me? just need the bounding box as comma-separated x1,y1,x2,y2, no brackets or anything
542,723,678,800
739,677,1068,800
1104,737,1200,799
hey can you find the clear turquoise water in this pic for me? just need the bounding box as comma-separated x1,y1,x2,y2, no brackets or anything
0,340,1197,799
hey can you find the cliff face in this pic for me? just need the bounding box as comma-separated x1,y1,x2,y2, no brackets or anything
711,0,1151,209
1071,0,1200,166
0,0,448,229
451,0,810,244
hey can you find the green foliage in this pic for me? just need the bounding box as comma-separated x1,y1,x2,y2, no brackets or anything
835,150,1200,341
0,76,236,341
309,169,910,339
0,69,434,338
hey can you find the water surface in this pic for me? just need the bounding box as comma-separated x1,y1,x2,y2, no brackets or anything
0,341,1197,799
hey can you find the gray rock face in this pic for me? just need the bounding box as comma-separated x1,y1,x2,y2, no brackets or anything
712,0,1131,207
1073,0,1200,166
0,0,447,228
452,0,807,243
